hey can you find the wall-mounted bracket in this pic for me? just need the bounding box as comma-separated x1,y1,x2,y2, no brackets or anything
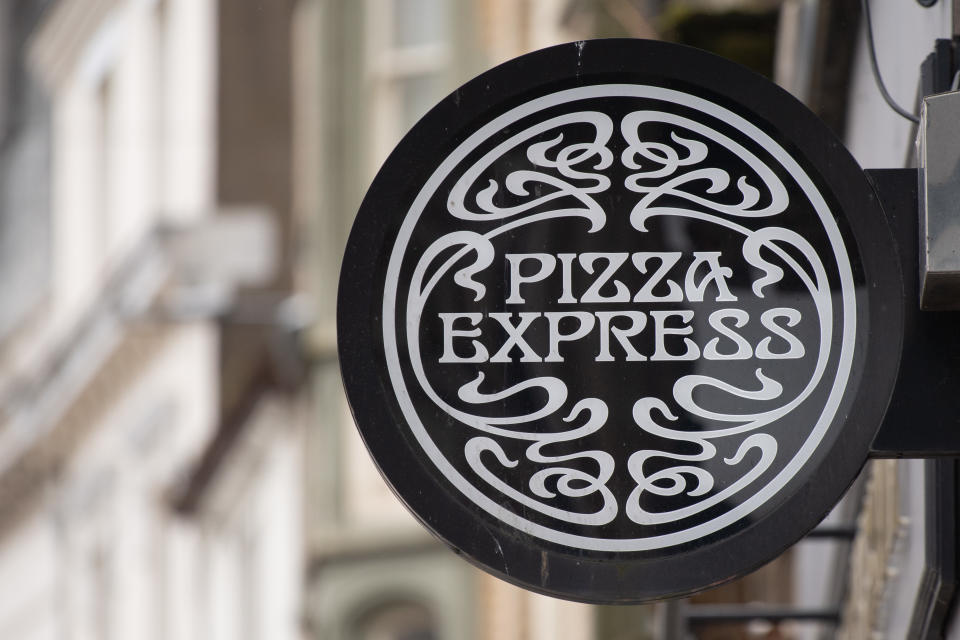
919,90,960,309
868,168,960,457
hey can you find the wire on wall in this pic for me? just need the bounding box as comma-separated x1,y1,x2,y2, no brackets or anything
861,0,921,123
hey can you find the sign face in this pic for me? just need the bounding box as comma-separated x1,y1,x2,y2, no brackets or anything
338,40,903,603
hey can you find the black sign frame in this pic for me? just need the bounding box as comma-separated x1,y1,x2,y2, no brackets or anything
338,39,903,603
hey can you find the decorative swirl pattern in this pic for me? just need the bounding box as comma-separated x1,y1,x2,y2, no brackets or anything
389,87,853,551
447,111,613,231
465,400,617,526
405,113,623,525
626,391,779,525
620,117,833,525
622,111,789,231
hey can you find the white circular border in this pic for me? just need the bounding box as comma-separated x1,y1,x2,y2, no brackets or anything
381,84,856,552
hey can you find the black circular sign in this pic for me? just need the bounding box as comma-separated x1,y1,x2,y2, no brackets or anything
338,39,903,603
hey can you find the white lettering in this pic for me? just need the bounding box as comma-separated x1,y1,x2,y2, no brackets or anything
544,312,596,362
650,310,700,361
557,253,578,304
489,312,543,362
439,313,489,363
757,308,805,359
506,253,556,304
632,252,683,303
596,311,647,362
704,309,752,360
580,252,631,303
684,252,737,302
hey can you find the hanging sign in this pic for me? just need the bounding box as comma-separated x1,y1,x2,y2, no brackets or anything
338,39,903,603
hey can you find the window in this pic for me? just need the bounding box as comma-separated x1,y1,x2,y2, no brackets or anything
365,0,450,172
352,601,437,640
0,0,51,340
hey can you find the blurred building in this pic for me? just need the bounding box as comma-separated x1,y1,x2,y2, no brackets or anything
0,1,787,639
3,1,957,640
294,2,624,639
820,3,958,640
0,0,305,638
293,2,788,639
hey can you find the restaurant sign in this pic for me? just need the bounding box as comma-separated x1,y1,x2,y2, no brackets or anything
338,39,903,603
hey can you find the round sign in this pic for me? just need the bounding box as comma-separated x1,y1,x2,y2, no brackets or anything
338,39,903,603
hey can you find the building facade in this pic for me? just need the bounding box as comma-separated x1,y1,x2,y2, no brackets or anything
296,2,622,638
0,1,305,639
3,1,959,639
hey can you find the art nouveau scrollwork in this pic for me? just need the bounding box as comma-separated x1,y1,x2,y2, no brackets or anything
391,86,852,550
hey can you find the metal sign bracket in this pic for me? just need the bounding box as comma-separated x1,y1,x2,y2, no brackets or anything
868,166,960,457
919,90,960,309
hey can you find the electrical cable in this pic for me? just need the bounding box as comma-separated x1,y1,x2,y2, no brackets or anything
860,0,921,123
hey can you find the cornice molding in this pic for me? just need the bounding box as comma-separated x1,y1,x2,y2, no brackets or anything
26,0,121,91
0,324,174,542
